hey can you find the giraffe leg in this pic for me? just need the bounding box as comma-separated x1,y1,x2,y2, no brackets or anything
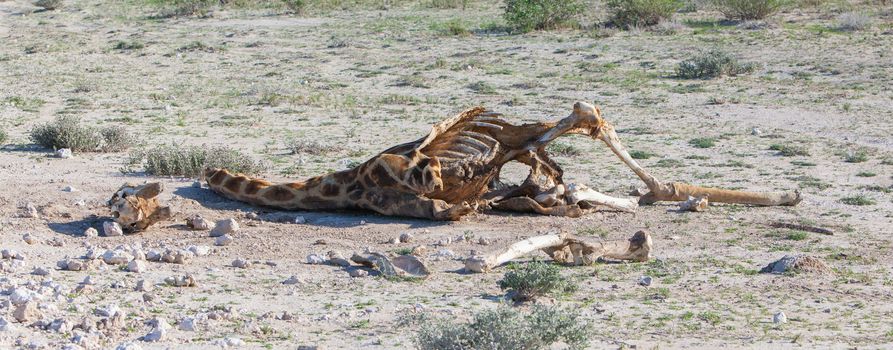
359,188,474,221
492,196,583,218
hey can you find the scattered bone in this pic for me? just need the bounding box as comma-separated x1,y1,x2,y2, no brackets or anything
679,196,708,212
103,222,124,237
760,255,831,274
210,218,239,237
55,148,73,158
465,230,652,273
399,232,414,243
350,252,431,278
768,222,833,235
165,274,196,287
326,251,351,267
109,183,172,232
186,215,214,231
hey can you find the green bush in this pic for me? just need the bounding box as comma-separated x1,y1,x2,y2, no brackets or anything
146,0,216,17
769,143,809,156
30,116,133,152
710,0,786,20
497,260,578,301
606,0,682,28
429,0,469,8
503,0,584,33
676,49,756,79
688,137,716,148
431,19,472,36
125,144,266,177
282,0,306,14
405,305,589,350
0,129,7,145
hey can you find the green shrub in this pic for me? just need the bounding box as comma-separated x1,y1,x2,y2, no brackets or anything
503,0,584,33
630,150,656,159
431,19,472,36
497,260,577,301
405,305,589,350
113,40,145,51
840,195,875,206
710,0,786,20
146,0,216,17
429,0,469,8
282,0,306,14
676,49,756,79
35,0,63,10
30,116,133,152
125,144,266,177
769,143,809,156
688,137,716,148
606,0,682,28
844,150,868,163
547,141,582,157
0,129,7,145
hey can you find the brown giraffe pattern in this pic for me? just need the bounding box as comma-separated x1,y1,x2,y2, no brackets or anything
205,102,609,220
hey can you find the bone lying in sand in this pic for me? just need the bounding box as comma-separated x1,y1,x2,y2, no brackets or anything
464,230,652,273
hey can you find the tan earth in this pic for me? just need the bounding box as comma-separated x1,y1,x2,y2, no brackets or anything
1,0,892,349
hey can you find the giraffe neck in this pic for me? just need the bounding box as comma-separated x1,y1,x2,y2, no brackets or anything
205,168,359,210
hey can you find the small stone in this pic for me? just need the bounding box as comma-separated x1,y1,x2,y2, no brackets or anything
81,276,95,285
638,276,653,287
14,301,41,323
62,186,77,192
348,269,369,278
164,274,196,287
773,312,787,324
306,254,325,265
102,249,134,265
143,318,171,342
32,267,51,276
1,249,17,259
179,317,200,332
751,127,762,136
294,216,306,224
231,258,251,269
410,245,427,256
210,218,239,237
48,318,73,333
313,239,327,245
282,276,303,285
186,215,214,231
135,279,153,292
215,234,234,246
432,249,457,261
246,212,259,220
95,304,120,317
84,228,99,237
0,317,16,332
55,148,73,158
214,337,245,348
18,203,39,218
127,260,147,273
22,233,37,244
103,222,124,237
478,237,492,246
399,232,414,243
188,245,211,256
62,259,86,271
388,237,399,245
115,342,143,350
10,288,38,305
277,312,293,321
436,237,452,246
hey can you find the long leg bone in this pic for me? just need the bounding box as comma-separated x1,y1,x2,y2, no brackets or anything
464,230,651,273
565,183,638,213
596,123,802,206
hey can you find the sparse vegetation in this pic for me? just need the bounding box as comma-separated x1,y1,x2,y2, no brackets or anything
146,0,216,17
282,0,306,14
769,143,809,156
503,0,584,33
844,150,869,163
286,139,341,156
406,305,589,349
606,0,683,28
547,141,582,157
630,150,656,159
30,116,133,152
468,81,497,95
431,19,472,36
710,0,786,20
676,49,756,79
113,40,145,51
429,0,468,8
35,0,63,11
837,12,871,31
124,144,266,177
840,195,875,206
0,129,7,145
497,260,578,301
689,137,716,148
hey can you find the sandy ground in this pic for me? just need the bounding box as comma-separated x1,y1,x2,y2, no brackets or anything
1,0,892,349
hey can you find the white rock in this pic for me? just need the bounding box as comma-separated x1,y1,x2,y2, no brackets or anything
56,148,73,158
10,288,39,305
127,260,147,273
773,312,787,324
102,249,134,265
751,127,762,136
81,276,95,285
135,279,153,292
22,233,37,244
478,237,492,246
48,318,73,333
1,249,17,259
179,316,202,332
432,249,457,261
32,267,51,276
84,228,99,237
186,215,214,231
231,258,251,269
210,218,239,237
388,237,399,244
145,250,161,261
19,203,39,218
282,276,303,285
103,222,124,237
293,216,306,224
215,235,234,246
115,342,143,350
143,318,171,342
399,232,414,243
13,301,41,322
188,245,211,256
62,186,77,192
95,304,120,317
306,254,325,265
213,337,245,348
